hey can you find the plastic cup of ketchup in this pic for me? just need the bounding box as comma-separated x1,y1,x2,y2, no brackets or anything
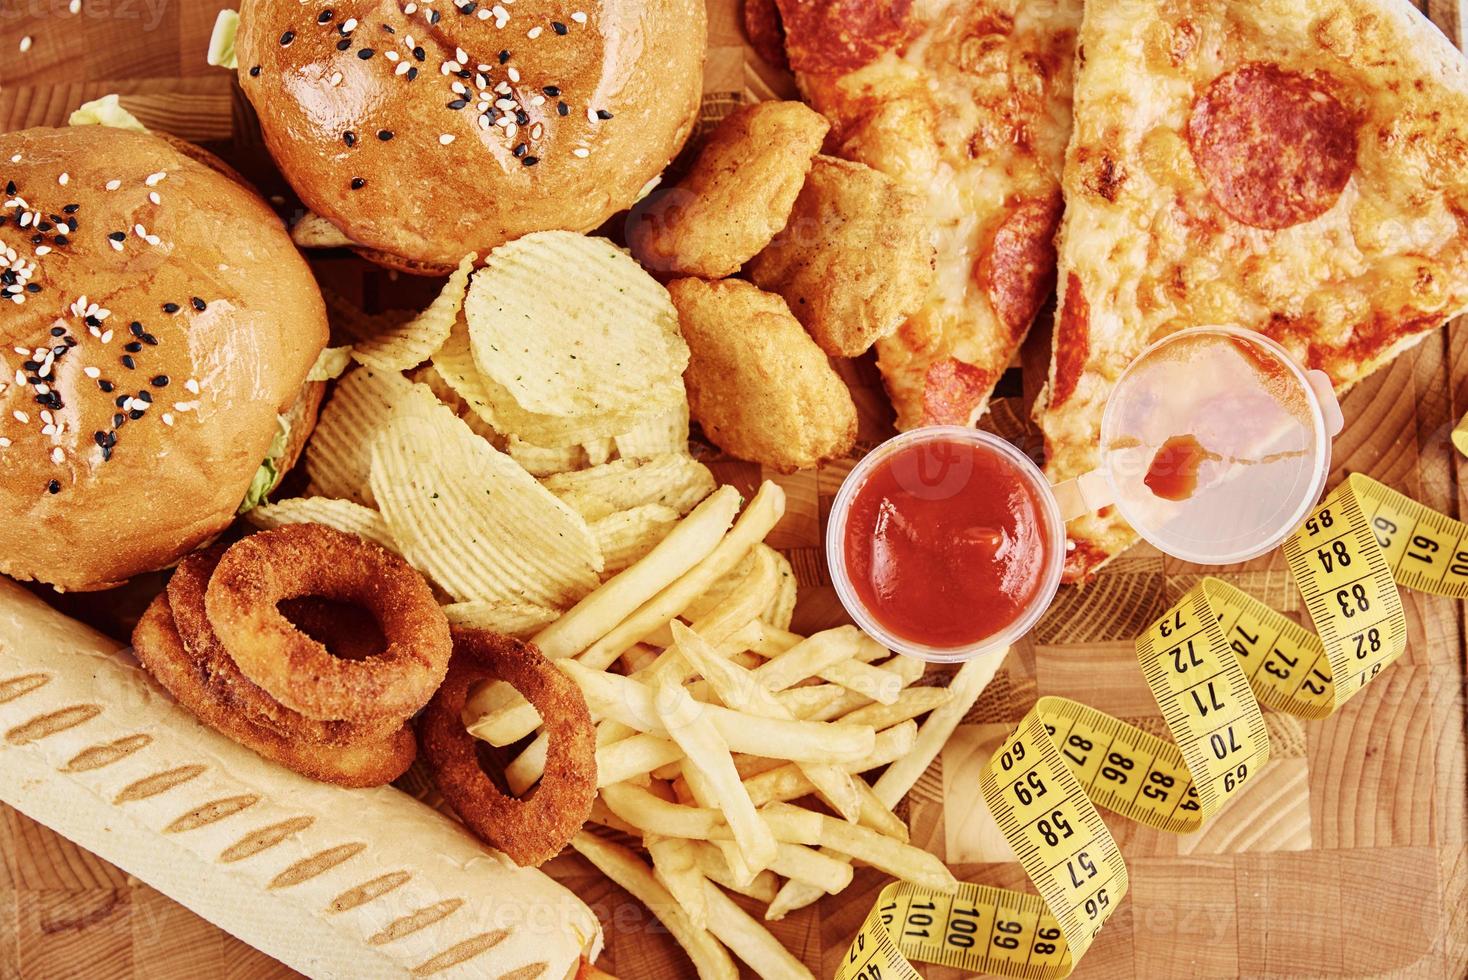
827,427,1065,663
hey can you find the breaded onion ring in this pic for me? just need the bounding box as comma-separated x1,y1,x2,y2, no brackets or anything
418,629,597,867
133,593,417,788
166,547,400,745
204,524,451,724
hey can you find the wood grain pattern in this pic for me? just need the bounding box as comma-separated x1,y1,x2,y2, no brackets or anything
2,1,1466,978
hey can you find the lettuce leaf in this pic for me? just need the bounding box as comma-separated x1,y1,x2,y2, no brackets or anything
207,10,240,70
237,414,291,515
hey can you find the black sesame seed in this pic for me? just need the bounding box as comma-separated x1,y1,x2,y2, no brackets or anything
101,446,112,462
249,65,262,77
98,380,114,393
21,361,38,372
140,332,157,346
498,49,510,64
279,30,295,46
557,102,569,116
458,1,477,12
351,177,367,190
108,231,125,242
191,296,206,311
30,234,43,245
513,143,528,158
112,413,124,427
151,375,169,387
343,131,357,147
552,21,568,34
456,68,472,79
84,315,100,328
412,46,425,61
543,85,561,97
129,321,143,336
357,47,374,59
129,409,145,420
114,395,128,408
47,480,61,495
163,302,179,313
377,130,394,141
5,181,15,195
53,235,68,246
448,98,468,110
515,109,530,125
37,221,52,232
337,38,351,50
382,24,395,33
428,8,440,22
50,326,65,337
522,156,540,167
123,341,142,353
317,9,333,23
121,355,135,369
62,336,76,347
597,109,614,120
93,431,108,448
137,390,152,404
66,218,77,231
62,203,79,214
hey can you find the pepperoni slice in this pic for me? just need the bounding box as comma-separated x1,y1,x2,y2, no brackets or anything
921,358,994,426
1188,62,1358,230
1049,273,1090,409
978,194,1063,341
776,0,916,76
743,0,789,71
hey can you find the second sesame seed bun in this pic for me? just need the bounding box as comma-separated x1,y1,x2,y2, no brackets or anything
236,0,708,272
0,126,328,592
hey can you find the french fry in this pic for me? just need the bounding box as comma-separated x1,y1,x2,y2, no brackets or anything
745,624,904,704
560,661,876,763
839,686,952,730
852,777,910,844
596,733,684,788
576,481,785,670
751,626,868,692
686,842,781,903
680,766,756,889
655,679,778,873
647,836,709,930
770,842,855,895
599,784,821,844
741,721,917,807
776,684,849,719
807,810,958,892
504,733,549,796
570,833,737,980
701,880,816,980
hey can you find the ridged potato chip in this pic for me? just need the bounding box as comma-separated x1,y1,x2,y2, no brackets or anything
542,455,716,523
431,313,503,432
370,394,603,607
353,253,476,372
442,600,561,639
614,402,691,458
584,438,616,467
591,504,682,576
507,436,589,478
465,232,689,419
305,366,418,506
244,497,398,553
409,362,502,444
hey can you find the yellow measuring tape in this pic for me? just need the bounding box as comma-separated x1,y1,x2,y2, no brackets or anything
838,473,1467,979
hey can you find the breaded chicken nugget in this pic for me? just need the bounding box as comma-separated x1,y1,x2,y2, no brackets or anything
669,278,857,473
750,156,935,357
630,102,829,278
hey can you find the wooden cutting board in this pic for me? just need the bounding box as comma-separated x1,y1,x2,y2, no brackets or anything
2,2,1466,978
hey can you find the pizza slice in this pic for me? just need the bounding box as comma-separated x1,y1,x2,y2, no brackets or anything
776,0,1083,430
1037,0,1468,581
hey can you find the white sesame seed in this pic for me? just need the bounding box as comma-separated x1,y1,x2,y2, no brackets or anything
39,410,53,425
145,171,167,186
105,179,121,191
83,366,100,379
330,71,344,85
507,66,520,82
19,36,32,53
50,447,64,465
13,411,28,423
572,10,587,23
531,123,543,139
8,154,19,163
479,114,492,130
439,133,455,144
527,26,542,38
456,46,469,63
185,378,200,394
477,7,490,19
41,424,56,436
0,438,10,448
34,245,50,256
385,50,399,62
162,413,174,426
57,172,70,186
342,17,357,31
496,114,512,128
145,234,161,246
100,330,113,343
394,62,410,76
133,223,147,238
405,2,416,12
573,147,590,158
505,122,518,139
529,94,545,107
452,81,467,94
69,0,81,11
148,191,161,205
109,239,123,251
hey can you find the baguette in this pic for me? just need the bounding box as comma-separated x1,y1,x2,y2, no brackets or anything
0,578,603,979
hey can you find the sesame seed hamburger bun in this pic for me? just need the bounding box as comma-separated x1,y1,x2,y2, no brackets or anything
235,0,707,272
0,126,328,592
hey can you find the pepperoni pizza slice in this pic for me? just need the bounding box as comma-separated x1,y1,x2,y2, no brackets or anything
776,0,1083,430
1037,0,1468,581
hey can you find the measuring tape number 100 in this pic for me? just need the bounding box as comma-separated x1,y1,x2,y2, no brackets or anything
838,473,1467,980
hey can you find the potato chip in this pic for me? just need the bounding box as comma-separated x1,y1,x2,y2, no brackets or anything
508,436,589,478
431,313,504,432
353,253,476,372
681,543,788,625
369,394,603,606
614,401,691,459
305,366,418,506
591,504,682,576
583,437,616,467
499,387,683,449
409,363,502,444
542,455,716,522
292,212,354,249
762,546,798,631
442,600,561,639
465,232,689,418
244,497,399,553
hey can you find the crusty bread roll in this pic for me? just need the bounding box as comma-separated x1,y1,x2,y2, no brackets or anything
0,578,603,979
235,0,707,271
0,126,329,592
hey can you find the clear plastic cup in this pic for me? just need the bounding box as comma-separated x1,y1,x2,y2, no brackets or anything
1097,327,1336,565
826,427,1066,664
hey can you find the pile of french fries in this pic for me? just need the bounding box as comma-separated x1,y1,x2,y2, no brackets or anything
463,481,999,979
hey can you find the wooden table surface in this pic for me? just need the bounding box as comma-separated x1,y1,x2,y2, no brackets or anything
2,2,1467,978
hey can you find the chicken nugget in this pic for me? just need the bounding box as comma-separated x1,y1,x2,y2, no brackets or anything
630,102,829,278
750,156,935,357
669,278,857,473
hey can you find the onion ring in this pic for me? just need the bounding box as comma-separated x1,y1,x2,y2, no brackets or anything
418,629,597,866
133,593,416,788
166,546,400,745
204,524,451,723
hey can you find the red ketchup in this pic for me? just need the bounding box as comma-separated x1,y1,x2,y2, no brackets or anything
842,436,1053,651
